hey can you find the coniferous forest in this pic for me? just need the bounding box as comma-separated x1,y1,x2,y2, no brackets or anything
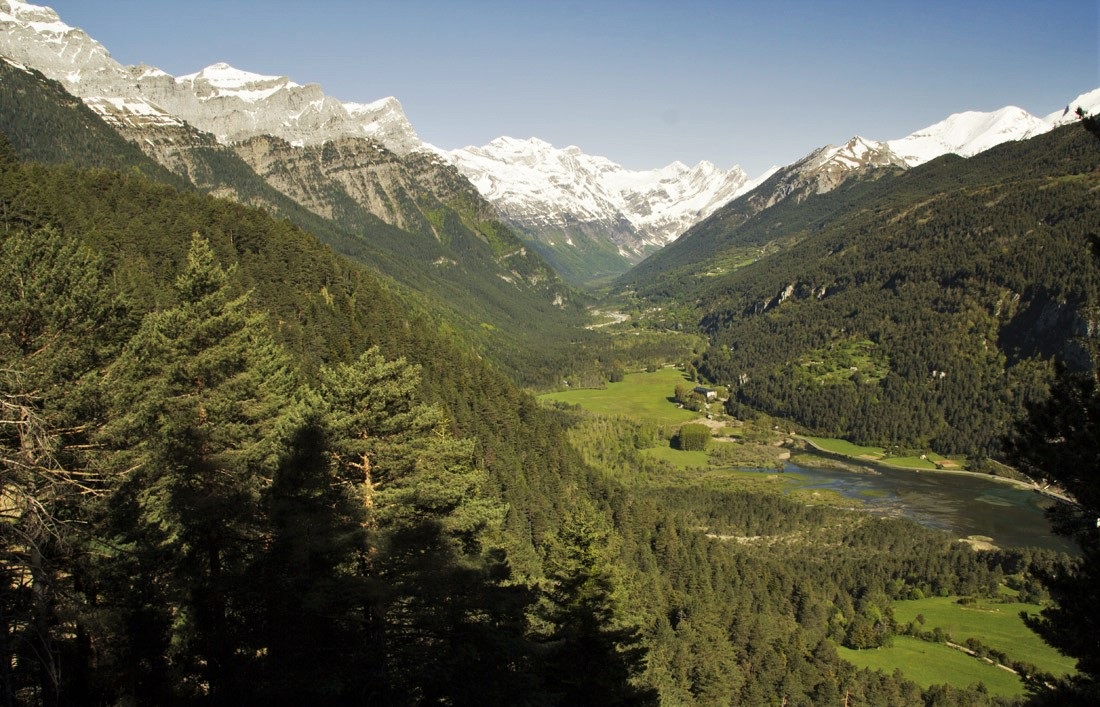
1,59,1099,706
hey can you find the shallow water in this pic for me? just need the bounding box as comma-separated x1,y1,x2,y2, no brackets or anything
768,459,1075,552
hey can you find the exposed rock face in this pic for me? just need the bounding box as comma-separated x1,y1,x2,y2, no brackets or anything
751,136,907,210
232,134,481,237
0,2,422,155
134,63,423,154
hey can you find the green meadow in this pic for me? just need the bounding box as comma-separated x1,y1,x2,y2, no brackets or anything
640,445,709,469
893,596,1075,677
839,636,1024,698
540,367,703,426
802,436,961,470
843,594,1075,697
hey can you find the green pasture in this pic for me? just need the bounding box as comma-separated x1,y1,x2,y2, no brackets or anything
893,596,1075,677
882,456,938,470
640,445,710,469
838,636,1024,698
539,368,703,425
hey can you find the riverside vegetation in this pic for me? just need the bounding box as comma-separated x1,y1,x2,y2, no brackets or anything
1,61,1099,705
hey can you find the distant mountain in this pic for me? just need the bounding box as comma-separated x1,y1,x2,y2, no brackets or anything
444,137,758,285
442,90,1099,286
621,89,1100,292
619,136,907,289
888,105,1063,166
4,0,1098,299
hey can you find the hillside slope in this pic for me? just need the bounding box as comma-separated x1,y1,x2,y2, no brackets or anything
0,58,595,385
625,122,1100,456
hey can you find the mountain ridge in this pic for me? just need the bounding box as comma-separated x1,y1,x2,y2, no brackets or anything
442,136,758,283
2,0,1098,293
0,25,591,387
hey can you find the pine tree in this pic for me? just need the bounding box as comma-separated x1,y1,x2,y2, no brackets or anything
252,392,381,701
319,348,531,703
99,234,300,702
1006,369,1100,704
0,227,130,706
536,512,658,706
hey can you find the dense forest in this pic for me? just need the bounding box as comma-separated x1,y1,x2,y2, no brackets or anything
2,55,1098,705
617,123,1100,460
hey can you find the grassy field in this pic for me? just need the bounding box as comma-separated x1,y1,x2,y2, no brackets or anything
839,636,1025,697
893,596,1075,677
640,445,709,469
882,456,939,470
539,367,703,426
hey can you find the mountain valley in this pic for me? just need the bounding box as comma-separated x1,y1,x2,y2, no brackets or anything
2,1,1100,704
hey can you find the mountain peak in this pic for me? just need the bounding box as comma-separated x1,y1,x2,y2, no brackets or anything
1044,87,1100,125
175,62,299,102
887,105,1052,166
0,1,422,153
0,0,63,25
344,95,403,114
446,137,752,260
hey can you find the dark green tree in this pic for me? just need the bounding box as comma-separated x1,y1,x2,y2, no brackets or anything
1007,369,1100,704
251,392,380,701
0,227,130,706
536,512,658,706
319,348,531,703
676,423,710,451
99,234,300,702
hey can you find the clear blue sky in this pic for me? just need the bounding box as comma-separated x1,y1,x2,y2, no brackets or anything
44,0,1100,176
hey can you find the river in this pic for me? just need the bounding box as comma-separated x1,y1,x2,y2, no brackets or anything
766,459,1076,552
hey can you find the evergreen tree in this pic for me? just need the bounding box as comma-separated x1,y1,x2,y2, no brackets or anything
99,234,300,702
251,393,380,702
0,227,130,706
319,348,529,703
536,512,657,706
1007,369,1100,704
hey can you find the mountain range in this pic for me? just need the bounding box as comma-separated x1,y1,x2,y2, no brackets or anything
0,0,607,386
1,0,1098,291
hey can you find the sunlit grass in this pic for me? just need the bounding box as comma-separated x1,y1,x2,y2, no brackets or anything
839,636,1025,697
539,368,703,425
640,445,709,469
893,596,1075,677
802,436,885,458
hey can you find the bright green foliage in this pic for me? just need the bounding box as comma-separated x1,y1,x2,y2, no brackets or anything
676,423,710,451
100,234,301,701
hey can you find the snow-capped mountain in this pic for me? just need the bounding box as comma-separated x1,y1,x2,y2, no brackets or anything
660,90,1100,257
887,89,1100,167
776,136,906,199
446,137,755,260
1045,88,1100,125
0,0,422,154
888,106,1058,166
